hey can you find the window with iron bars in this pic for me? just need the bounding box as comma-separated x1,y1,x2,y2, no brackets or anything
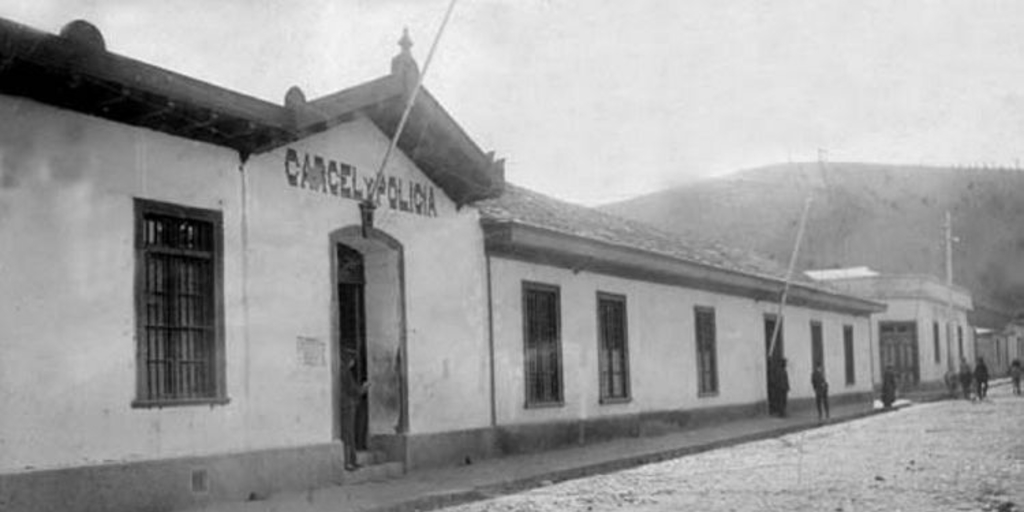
134,199,226,407
844,324,855,385
522,282,563,407
695,306,718,395
597,293,629,402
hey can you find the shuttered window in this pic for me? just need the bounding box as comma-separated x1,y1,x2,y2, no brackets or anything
523,282,563,407
844,324,855,385
810,321,824,374
695,306,718,395
134,199,225,407
597,293,629,402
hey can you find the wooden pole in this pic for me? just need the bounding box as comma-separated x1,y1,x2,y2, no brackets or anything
767,197,813,358
368,0,458,202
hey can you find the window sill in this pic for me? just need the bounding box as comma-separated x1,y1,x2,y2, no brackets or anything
698,391,720,398
132,397,231,409
599,396,631,405
524,400,564,410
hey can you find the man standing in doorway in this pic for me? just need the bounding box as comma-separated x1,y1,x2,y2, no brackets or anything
773,359,791,417
811,365,829,420
341,349,369,471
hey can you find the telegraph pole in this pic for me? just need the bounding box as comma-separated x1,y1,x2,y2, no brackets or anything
945,211,955,370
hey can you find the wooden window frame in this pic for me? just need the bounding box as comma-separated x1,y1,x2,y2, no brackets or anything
522,281,564,408
695,306,719,397
133,198,228,408
597,292,630,404
843,324,855,386
810,320,824,377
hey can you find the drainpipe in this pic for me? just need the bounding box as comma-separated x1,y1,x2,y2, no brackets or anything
237,153,252,445
486,253,497,428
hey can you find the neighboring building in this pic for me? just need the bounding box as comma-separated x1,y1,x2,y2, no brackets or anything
975,319,1024,377
806,270,974,391
1,17,883,512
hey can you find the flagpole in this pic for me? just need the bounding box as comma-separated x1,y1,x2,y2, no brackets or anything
364,0,459,220
767,196,813,358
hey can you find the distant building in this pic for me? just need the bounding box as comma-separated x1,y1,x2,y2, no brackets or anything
1,17,884,512
975,319,1024,377
806,269,974,391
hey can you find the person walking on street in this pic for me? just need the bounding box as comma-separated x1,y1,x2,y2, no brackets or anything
1011,359,1022,396
881,366,897,409
811,365,829,420
959,358,973,401
974,358,989,401
340,349,369,471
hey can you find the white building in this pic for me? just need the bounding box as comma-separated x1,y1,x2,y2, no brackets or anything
1,17,884,512
806,270,974,390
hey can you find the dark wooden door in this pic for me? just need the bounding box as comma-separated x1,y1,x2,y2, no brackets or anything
879,321,919,391
337,244,368,449
764,316,784,412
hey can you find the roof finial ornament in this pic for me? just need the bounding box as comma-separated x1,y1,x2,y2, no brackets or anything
399,27,413,55
391,27,420,84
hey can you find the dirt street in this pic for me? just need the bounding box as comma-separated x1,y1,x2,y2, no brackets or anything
442,384,1024,512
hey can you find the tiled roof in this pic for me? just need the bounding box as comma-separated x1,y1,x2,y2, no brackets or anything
476,183,810,284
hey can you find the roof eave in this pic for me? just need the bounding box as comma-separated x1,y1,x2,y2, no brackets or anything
0,17,295,156
482,220,886,316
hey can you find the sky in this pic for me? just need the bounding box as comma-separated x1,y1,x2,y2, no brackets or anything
2,0,1023,205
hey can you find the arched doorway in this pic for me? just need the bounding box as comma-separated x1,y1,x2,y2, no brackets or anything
330,226,407,458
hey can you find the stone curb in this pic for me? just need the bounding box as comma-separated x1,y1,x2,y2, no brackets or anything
364,407,890,512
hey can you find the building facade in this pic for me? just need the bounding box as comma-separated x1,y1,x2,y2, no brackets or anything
1,17,883,512
806,271,974,391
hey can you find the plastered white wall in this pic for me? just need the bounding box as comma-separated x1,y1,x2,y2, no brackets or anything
488,258,875,426
0,98,492,471
865,297,972,385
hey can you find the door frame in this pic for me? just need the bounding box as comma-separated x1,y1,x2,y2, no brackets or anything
329,225,408,442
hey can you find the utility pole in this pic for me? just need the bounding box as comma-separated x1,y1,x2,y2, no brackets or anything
945,211,955,371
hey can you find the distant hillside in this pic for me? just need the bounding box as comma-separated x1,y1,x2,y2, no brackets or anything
601,163,1024,325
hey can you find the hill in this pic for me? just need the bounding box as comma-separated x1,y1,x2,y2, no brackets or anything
601,162,1024,325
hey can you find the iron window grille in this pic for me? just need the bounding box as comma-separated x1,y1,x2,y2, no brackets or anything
958,325,964,361
522,282,563,407
695,306,718,396
810,321,824,375
597,293,630,402
134,199,226,407
843,325,855,385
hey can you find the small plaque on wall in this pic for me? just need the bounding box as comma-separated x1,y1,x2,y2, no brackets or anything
297,336,326,367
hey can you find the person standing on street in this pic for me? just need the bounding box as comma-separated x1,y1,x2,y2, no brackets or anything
959,358,974,401
776,359,790,417
974,357,990,401
811,365,829,420
340,349,369,471
1010,359,1022,396
881,366,897,409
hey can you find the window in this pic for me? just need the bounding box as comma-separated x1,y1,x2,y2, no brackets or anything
134,199,225,406
958,325,964,361
523,282,563,406
597,293,629,402
810,321,824,374
933,322,941,364
695,306,718,395
843,325,855,385
765,315,784,360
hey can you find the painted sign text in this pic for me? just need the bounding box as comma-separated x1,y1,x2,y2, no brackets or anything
284,148,438,217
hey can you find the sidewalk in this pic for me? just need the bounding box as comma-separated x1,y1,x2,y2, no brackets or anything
188,400,891,512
